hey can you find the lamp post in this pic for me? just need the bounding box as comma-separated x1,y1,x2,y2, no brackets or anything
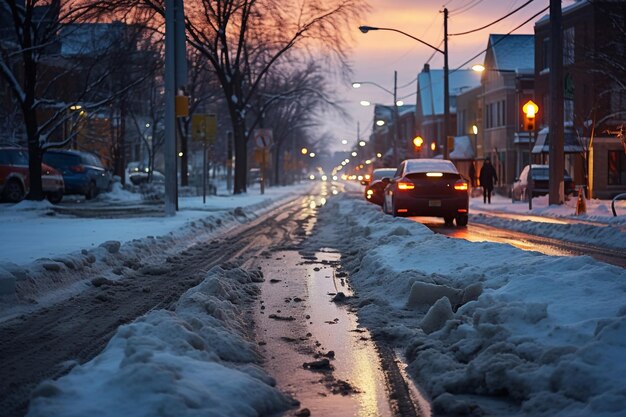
360,10,450,159
352,76,401,165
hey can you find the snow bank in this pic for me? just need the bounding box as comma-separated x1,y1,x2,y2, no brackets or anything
314,195,626,416
27,265,292,417
0,184,310,315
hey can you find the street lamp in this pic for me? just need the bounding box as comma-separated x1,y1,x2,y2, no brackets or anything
352,75,402,165
359,10,450,159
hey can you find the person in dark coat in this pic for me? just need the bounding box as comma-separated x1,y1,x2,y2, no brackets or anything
479,158,497,204
468,162,476,188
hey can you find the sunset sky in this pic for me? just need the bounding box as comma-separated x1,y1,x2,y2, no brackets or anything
326,0,576,154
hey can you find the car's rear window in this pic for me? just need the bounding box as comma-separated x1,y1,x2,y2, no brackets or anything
43,153,81,168
82,153,103,167
372,169,396,180
405,160,458,174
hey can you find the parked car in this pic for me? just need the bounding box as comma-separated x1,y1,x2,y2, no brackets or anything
0,147,65,203
511,164,576,201
42,150,112,199
382,158,469,226
365,168,397,205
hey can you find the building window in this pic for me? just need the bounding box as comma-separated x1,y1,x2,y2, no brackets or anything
563,27,575,65
564,99,574,123
496,102,501,126
542,37,550,70
608,151,626,185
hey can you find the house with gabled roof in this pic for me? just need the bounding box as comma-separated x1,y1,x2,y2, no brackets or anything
415,63,481,160
477,34,535,187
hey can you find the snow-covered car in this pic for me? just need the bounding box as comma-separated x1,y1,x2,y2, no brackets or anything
382,158,469,226
364,168,396,205
129,170,165,185
0,147,65,203
511,164,575,201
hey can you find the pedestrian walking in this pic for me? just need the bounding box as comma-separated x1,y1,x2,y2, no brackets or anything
479,158,497,204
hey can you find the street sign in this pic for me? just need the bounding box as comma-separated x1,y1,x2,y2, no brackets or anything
254,128,272,148
192,114,217,143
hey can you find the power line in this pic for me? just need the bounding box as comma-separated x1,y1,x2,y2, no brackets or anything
449,0,484,16
450,0,535,36
450,5,549,74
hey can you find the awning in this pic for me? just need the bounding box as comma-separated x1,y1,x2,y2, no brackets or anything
514,131,532,144
449,135,475,160
532,126,586,154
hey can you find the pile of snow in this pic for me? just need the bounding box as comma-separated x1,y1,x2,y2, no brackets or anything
312,195,626,416
0,184,311,314
27,265,293,417
469,194,626,249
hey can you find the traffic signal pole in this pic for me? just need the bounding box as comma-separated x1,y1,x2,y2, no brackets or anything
549,0,564,204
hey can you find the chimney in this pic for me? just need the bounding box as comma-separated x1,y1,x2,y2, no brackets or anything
423,63,430,73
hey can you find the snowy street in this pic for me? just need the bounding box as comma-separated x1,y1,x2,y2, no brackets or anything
0,181,625,417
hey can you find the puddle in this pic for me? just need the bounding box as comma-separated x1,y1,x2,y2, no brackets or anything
256,250,393,417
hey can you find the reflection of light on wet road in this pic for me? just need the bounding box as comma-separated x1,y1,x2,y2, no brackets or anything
417,217,577,257
306,251,393,417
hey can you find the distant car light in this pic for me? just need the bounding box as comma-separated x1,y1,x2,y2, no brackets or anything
309,174,315,180
332,175,338,181
366,189,374,195
364,174,371,180
397,181,415,190
321,175,328,181
357,175,363,181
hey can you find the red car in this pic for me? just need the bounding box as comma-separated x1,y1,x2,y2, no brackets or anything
0,147,65,203
382,158,469,226
365,168,397,206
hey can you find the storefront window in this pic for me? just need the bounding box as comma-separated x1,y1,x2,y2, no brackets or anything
608,151,626,185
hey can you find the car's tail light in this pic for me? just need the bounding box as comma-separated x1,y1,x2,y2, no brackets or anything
397,208,408,213
397,181,415,190
457,208,468,213
366,189,374,196
454,180,468,191
426,172,443,177
69,165,85,173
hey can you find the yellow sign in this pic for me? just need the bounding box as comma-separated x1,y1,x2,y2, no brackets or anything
175,95,189,117
447,136,455,153
191,114,217,143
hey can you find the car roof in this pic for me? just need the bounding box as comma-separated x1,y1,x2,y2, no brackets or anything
403,158,459,174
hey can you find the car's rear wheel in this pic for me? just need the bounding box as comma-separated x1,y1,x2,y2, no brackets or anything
456,214,468,227
3,179,25,203
444,216,454,226
85,181,97,200
47,191,63,204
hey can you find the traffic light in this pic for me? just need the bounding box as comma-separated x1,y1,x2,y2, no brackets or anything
522,100,539,131
413,136,423,153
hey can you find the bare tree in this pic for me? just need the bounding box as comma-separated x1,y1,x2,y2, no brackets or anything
0,1,157,199
132,0,366,194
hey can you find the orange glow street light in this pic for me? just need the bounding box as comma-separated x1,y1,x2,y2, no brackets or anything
522,100,539,210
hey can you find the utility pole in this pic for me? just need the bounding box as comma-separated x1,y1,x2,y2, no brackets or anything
164,0,187,216
393,70,399,166
549,0,564,204
443,7,450,160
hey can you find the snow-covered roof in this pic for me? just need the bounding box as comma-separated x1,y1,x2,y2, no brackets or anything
61,23,127,56
487,34,534,72
449,135,475,161
532,126,586,154
418,67,481,117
